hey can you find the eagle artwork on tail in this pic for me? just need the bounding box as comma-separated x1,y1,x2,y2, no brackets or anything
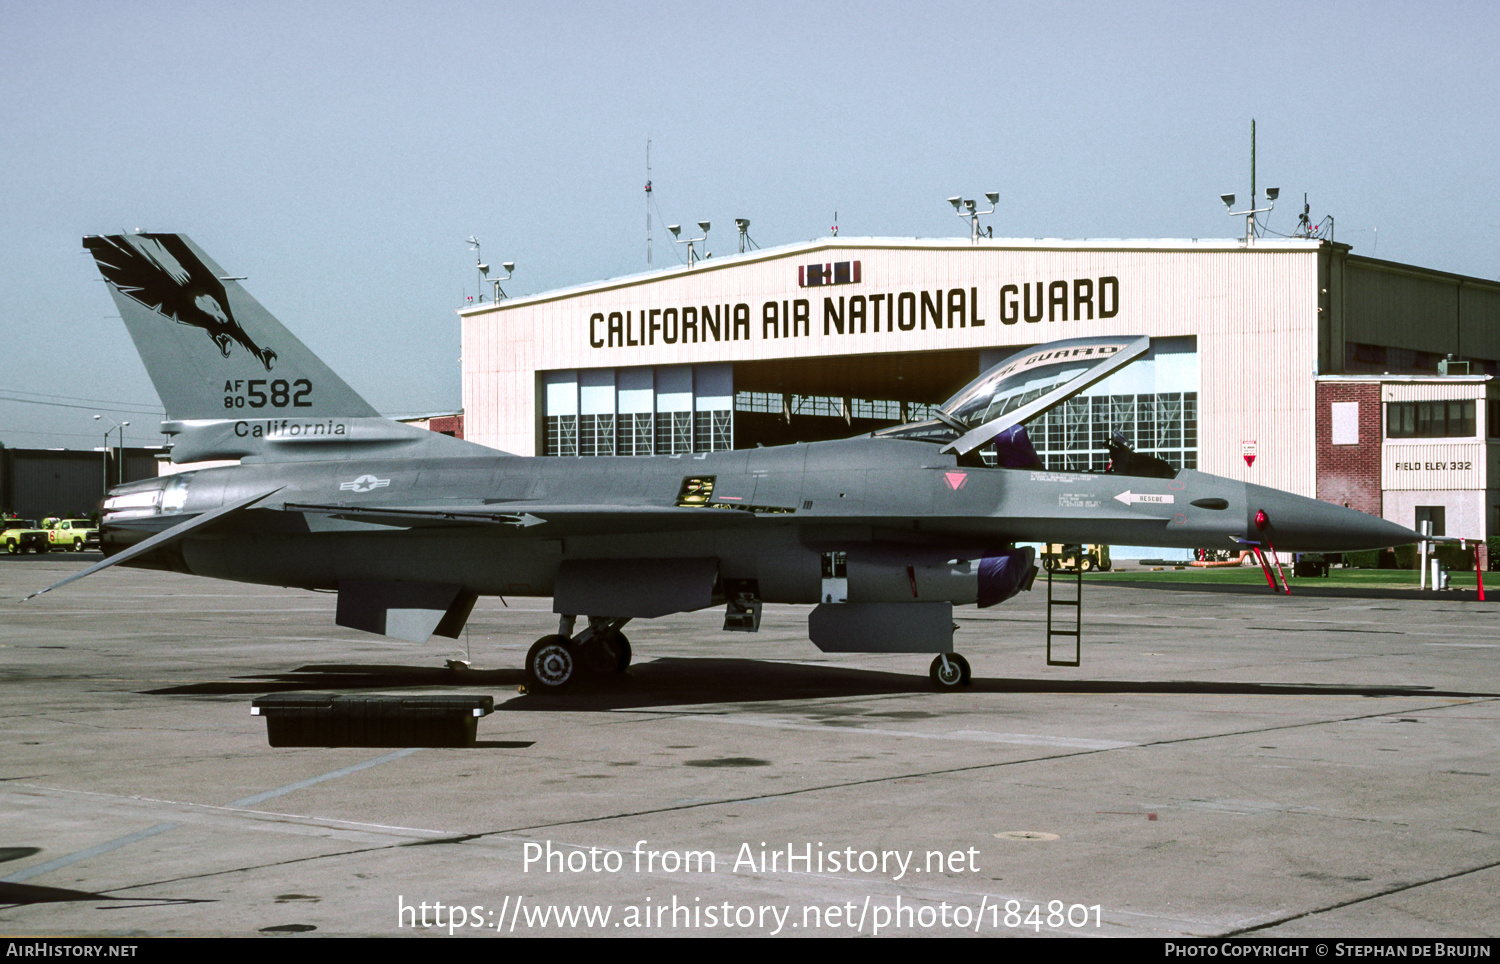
84,233,277,371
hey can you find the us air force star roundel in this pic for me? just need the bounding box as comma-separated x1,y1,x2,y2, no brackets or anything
339,474,391,493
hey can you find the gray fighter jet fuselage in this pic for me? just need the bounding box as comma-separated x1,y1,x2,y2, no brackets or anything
105,440,1380,597
39,233,1420,691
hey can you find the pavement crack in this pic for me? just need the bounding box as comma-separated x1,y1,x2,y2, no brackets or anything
1224,856,1500,936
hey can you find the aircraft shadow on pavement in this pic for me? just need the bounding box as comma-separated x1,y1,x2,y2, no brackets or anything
0,848,209,908
140,657,1498,712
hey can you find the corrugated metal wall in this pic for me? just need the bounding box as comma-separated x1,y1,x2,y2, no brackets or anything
1341,256,1500,361
463,239,1326,495
0,448,161,520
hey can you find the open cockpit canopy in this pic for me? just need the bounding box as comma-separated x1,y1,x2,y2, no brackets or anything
875,335,1175,477
878,336,1146,446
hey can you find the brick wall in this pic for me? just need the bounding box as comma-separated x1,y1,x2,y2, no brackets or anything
427,415,465,439
1315,382,1382,516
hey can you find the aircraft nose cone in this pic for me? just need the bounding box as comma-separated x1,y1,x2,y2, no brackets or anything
1245,484,1420,551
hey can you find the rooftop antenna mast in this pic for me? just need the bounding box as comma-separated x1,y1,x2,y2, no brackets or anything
1219,119,1278,244
645,138,653,268
465,236,488,303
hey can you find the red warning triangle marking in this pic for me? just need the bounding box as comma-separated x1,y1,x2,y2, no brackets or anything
944,471,968,490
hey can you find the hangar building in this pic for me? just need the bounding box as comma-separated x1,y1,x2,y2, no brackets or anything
458,236,1500,548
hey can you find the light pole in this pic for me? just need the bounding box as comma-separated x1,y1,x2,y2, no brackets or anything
93,415,130,487
948,192,998,243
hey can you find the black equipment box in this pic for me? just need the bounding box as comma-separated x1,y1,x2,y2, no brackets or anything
251,694,494,748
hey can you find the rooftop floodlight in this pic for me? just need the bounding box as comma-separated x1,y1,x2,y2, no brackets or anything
478,263,489,275
950,192,996,243
490,260,515,301
735,218,749,230
1223,186,1276,243
672,221,710,265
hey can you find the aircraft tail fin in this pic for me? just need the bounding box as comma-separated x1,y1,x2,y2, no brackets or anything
83,233,496,463
84,234,380,422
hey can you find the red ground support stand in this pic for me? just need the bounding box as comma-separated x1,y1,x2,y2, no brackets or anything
1266,540,1291,593
1250,546,1290,595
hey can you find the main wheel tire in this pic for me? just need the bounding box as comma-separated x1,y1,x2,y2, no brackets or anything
582,631,632,674
1080,557,1093,572
526,635,578,691
5,542,16,555
929,653,972,689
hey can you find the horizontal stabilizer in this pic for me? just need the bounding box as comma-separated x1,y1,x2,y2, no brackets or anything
23,487,282,601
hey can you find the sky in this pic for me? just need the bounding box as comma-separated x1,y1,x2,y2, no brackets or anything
3,0,1497,452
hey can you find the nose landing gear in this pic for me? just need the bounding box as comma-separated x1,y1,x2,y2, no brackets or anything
929,652,972,689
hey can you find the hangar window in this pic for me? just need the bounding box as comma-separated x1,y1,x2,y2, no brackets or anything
656,411,694,455
1027,392,1197,472
734,392,913,422
580,414,615,457
542,364,733,456
620,412,654,456
545,415,578,457
696,410,733,452
1386,401,1475,438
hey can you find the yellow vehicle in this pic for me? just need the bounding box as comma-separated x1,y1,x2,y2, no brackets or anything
1041,543,1111,572
47,519,99,551
3,518,50,554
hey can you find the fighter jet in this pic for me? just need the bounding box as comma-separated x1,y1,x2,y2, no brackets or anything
32,233,1420,690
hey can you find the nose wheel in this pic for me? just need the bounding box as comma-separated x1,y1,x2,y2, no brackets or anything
929,653,971,689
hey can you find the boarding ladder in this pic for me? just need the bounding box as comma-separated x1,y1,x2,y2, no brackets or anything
1045,546,1083,667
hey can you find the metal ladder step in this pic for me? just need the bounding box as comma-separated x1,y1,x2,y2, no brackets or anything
1045,553,1083,667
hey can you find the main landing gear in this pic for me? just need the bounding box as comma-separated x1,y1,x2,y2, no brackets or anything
929,653,972,689
524,616,632,692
